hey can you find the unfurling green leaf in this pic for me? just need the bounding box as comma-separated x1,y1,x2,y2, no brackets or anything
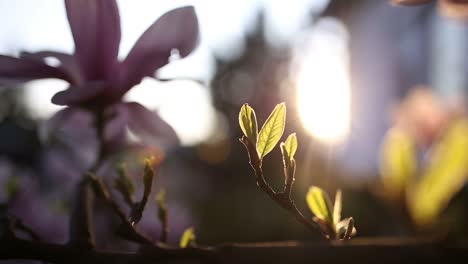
257,103,286,159
306,186,333,224
408,118,468,226
283,133,298,160
239,103,258,145
333,190,342,226
179,227,196,248
280,142,296,190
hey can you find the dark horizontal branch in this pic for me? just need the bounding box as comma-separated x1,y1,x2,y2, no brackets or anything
1,235,466,264
0,235,213,264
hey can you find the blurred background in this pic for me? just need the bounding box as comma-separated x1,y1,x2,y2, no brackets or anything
1,0,468,247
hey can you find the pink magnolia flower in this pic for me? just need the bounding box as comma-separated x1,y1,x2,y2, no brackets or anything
0,0,199,147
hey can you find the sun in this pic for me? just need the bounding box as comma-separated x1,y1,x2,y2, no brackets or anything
295,18,351,145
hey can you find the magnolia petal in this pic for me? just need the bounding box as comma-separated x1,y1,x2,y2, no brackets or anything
65,0,121,80
38,107,77,144
122,102,179,148
103,103,129,144
121,6,199,89
51,81,107,106
20,51,83,85
0,55,69,83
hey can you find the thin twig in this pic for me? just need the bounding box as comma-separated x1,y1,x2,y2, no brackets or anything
240,136,325,238
0,230,214,264
68,176,95,248
87,174,153,245
10,215,41,241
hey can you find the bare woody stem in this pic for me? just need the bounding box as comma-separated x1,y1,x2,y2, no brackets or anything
240,136,326,239
87,174,154,245
68,108,108,249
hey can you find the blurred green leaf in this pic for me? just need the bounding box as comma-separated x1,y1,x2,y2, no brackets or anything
333,190,342,225
380,128,416,197
306,186,333,224
239,103,258,145
257,103,286,159
179,227,196,248
283,133,298,160
5,176,18,198
408,118,468,226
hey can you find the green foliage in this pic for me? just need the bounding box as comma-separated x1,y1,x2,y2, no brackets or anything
239,103,356,240
409,119,468,226
380,118,468,227
239,103,258,145
307,187,356,239
283,133,298,160
380,128,416,198
257,103,286,159
179,227,196,248
306,186,333,224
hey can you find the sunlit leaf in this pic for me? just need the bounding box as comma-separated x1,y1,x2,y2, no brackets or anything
179,227,196,248
408,118,468,226
239,103,258,145
333,190,342,225
257,103,286,159
306,186,333,224
280,142,296,188
380,128,416,198
284,133,298,160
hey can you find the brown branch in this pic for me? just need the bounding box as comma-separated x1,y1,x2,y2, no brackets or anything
0,234,214,264
239,136,326,239
87,174,153,245
9,215,41,241
1,232,463,264
67,109,108,248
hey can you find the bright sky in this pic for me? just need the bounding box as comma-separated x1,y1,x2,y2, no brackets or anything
0,0,329,146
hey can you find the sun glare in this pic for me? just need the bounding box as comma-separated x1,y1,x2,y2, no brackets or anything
295,18,351,145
